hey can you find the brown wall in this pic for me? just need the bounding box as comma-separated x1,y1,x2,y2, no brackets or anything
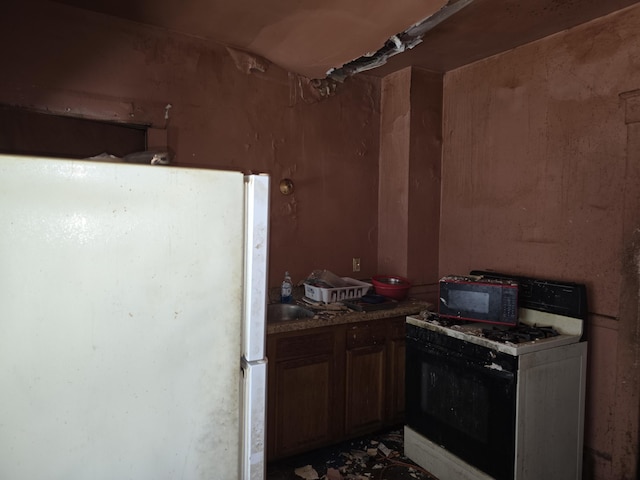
441,5,640,478
4,0,640,478
0,0,381,288
378,68,442,300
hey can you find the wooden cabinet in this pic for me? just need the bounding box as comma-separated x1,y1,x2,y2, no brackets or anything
267,316,407,461
345,321,387,436
266,327,344,461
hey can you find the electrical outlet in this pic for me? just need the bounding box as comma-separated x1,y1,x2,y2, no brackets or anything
352,257,361,272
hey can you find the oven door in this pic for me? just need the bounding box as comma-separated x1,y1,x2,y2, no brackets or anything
405,325,517,480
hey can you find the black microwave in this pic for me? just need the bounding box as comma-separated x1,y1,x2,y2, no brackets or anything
438,275,519,326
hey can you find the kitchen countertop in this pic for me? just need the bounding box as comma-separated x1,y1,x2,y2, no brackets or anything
266,298,432,335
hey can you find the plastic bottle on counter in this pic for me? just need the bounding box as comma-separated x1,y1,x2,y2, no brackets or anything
280,271,293,304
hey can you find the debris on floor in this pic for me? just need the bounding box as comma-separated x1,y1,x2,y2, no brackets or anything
268,429,438,480
325,468,342,480
294,465,319,480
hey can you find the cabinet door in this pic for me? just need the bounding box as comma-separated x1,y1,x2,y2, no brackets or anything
273,354,334,457
345,322,387,436
345,345,386,435
387,318,406,423
267,329,341,460
387,337,406,423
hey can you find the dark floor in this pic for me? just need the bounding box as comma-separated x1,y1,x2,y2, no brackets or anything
266,428,438,480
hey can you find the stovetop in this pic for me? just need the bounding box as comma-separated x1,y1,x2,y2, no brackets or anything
407,308,584,356
481,324,559,343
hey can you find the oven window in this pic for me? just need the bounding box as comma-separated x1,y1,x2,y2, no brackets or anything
421,362,489,443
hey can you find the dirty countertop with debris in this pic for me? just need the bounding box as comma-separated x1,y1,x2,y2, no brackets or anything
267,287,431,335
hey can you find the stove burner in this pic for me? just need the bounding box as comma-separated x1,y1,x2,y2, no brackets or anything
481,325,560,344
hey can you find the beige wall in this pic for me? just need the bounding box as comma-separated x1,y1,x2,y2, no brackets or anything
0,0,381,288
441,5,640,478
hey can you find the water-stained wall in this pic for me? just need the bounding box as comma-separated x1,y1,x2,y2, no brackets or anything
0,1,381,289
441,5,640,478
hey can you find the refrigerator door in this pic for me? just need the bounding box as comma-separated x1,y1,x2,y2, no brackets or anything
241,358,267,480
0,155,248,480
240,175,270,479
242,174,269,362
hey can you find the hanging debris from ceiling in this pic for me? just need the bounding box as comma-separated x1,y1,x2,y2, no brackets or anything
326,0,474,82
225,2,474,101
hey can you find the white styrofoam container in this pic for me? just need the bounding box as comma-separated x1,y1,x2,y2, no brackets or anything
303,277,372,303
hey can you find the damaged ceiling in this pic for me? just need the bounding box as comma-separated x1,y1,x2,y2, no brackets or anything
51,0,640,80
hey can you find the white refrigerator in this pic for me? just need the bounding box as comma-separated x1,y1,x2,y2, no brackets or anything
0,154,269,480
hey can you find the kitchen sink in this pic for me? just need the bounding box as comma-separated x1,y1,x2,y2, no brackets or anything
267,303,314,322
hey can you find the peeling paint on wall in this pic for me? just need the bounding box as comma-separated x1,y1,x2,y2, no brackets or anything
286,73,339,104
226,47,270,74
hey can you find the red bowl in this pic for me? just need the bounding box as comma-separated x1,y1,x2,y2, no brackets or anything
371,275,411,300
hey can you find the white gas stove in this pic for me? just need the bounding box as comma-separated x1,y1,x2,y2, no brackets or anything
404,273,588,480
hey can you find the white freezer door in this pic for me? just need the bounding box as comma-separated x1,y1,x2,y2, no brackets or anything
0,155,246,480
241,358,267,480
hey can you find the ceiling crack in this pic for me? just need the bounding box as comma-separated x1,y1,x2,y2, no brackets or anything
325,0,474,82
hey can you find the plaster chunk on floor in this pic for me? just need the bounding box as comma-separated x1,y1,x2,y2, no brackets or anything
294,464,319,480
326,467,343,480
